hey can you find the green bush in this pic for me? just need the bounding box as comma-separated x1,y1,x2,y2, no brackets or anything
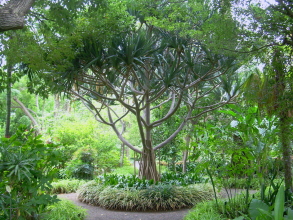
42,199,87,220
220,177,283,190
160,172,206,186
96,172,206,190
184,192,255,220
78,181,215,211
50,118,120,174
184,200,224,220
0,126,60,219
65,147,96,180
51,179,87,194
97,174,156,189
77,180,106,206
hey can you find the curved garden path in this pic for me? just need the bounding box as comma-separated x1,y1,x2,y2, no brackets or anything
58,189,257,220
58,193,190,220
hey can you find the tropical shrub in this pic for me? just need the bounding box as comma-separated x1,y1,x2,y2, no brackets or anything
236,185,293,220
0,126,60,219
184,192,255,220
160,172,206,186
42,199,87,220
220,177,260,190
97,174,157,189
96,172,205,189
65,147,96,180
50,118,121,177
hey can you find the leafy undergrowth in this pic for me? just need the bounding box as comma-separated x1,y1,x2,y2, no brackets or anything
184,193,254,220
51,179,87,194
42,199,87,220
77,180,215,211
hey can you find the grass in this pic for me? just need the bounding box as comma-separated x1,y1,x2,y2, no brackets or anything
42,199,87,220
111,165,138,175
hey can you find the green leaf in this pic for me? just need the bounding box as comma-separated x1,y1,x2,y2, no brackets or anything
233,217,246,220
249,199,270,220
218,109,237,117
274,185,285,220
5,185,11,193
285,208,293,220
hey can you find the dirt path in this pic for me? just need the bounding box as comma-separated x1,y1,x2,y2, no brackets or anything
58,193,190,220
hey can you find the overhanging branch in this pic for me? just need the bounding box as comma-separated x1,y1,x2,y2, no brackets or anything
0,0,35,32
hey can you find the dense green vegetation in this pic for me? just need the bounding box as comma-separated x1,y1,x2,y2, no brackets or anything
1,0,293,219
77,179,215,211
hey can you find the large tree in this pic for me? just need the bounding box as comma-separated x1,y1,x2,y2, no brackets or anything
57,27,240,180
241,0,293,191
2,0,242,180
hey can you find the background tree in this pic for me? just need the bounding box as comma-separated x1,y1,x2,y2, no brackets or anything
240,0,293,191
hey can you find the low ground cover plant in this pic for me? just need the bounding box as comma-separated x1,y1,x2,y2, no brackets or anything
184,192,255,220
96,172,205,189
77,174,215,211
42,199,87,220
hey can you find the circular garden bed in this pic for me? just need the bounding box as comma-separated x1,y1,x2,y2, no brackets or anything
77,180,215,211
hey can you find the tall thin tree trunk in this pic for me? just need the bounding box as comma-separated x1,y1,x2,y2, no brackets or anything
35,94,39,111
182,134,190,173
5,65,12,138
273,49,293,192
120,143,125,167
280,114,292,191
54,94,60,117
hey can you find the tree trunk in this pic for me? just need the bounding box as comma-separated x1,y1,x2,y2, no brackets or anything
54,94,60,117
138,91,159,181
182,135,190,173
120,143,125,167
35,94,39,111
280,113,293,191
273,49,293,192
5,66,12,138
139,147,159,181
0,0,35,32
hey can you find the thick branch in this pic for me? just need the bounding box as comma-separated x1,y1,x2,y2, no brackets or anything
0,0,35,32
150,93,183,128
107,107,142,153
13,97,40,134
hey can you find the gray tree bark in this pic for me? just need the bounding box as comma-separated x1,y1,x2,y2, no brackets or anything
13,97,40,134
0,0,35,32
5,65,12,138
